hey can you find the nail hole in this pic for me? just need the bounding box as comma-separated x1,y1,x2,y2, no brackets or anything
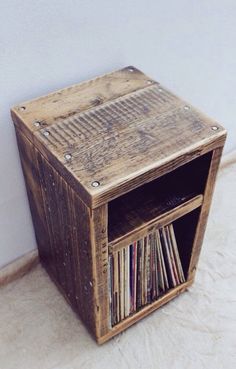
20,106,26,111
34,120,41,127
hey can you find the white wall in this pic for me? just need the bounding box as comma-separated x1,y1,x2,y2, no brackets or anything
0,0,235,268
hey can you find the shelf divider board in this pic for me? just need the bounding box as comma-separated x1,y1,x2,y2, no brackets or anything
99,279,193,344
188,147,224,281
109,194,203,253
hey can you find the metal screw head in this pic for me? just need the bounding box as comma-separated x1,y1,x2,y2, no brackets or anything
184,105,190,110
64,153,72,161
34,120,41,127
91,181,100,187
43,130,50,137
211,126,219,131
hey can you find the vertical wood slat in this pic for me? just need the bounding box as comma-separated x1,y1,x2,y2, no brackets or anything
187,146,224,281
90,206,110,338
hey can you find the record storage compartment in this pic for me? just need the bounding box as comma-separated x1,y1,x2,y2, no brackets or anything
11,66,227,343
107,153,210,327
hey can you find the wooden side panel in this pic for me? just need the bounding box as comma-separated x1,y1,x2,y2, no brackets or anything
90,206,110,338
16,129,53,275
16,129,110,339
188,146,224,280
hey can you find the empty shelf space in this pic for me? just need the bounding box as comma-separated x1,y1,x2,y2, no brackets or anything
108,195,203,251
108,152,211,243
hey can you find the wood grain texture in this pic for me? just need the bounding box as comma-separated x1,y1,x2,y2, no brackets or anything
90,205,110,337
11,66,227,208
188,147,224,280
109,195,203,253
108,151,212,242
12,66,227,343
97,279,193,344
16,129,109,339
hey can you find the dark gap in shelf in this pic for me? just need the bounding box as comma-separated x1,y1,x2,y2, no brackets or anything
173,208,201,279
108,151,212,242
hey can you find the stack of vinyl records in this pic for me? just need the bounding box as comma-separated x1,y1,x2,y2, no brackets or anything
109,223,185,326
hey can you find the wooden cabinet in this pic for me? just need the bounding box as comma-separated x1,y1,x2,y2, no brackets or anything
11,66,226,343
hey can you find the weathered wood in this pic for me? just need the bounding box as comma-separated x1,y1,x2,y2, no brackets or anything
16,129,53,275
12,66,227,343
188,147,224,281
108,151,212,242
11,67,227,208
16,129,104,338
90,205,110,337
97,280,193,344
109,195,203,253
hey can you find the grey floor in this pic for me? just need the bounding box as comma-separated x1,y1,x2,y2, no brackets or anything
0,154,236,369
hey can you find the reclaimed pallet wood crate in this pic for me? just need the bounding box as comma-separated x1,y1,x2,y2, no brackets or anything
11,66,227,343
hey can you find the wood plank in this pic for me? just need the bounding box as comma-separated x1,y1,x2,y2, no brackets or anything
16,129,101,339
11,66,151,141
11,66,227,208
109,195,203,253
108,151,211,242
98,280,193,344
36,153,99,336
188,146,224,280
90,205,110,338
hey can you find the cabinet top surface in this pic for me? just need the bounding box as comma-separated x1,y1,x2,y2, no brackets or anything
11,66,226,207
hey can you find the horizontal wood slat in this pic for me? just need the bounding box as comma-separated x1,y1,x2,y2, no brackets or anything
108,195,203,253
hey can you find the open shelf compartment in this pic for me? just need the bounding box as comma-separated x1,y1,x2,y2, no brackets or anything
108,152,212,244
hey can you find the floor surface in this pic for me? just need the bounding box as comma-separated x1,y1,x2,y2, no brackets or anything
0,155,236,369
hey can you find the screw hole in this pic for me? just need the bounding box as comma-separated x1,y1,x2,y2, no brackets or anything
20,106,26,111
64,153,72,161
91,181,100,187
43,130,50,137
